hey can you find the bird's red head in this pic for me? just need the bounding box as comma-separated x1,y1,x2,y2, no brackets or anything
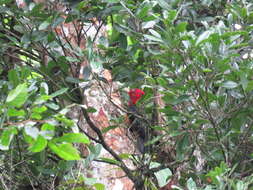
128,88,145,105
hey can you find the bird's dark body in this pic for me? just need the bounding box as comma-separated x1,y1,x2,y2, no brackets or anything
128,104,150,153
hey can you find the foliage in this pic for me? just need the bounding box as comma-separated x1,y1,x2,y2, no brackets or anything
1,0,253,189
100,0,253,188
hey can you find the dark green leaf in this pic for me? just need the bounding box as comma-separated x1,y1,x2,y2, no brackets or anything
52,16,65,28
176,133,189,160
98,157,120,165
50,88,68,98
119,33,127,49
86,107,97,113
8,69,19,87
65,76,86,83
102,125,118,133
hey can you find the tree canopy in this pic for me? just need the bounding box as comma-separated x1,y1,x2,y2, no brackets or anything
1,0,253,189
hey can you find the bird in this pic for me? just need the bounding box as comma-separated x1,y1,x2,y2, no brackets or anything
127,88,150,153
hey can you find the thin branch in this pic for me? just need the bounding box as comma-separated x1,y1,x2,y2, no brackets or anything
92,20,104,44
79,105,140,186
180,49,227,162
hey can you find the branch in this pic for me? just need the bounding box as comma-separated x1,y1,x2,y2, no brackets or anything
180,49,227,162
79,106,138,183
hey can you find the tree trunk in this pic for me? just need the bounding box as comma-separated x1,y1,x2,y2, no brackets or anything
15,0,136,189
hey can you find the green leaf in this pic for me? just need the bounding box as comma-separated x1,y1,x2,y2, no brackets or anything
176,133,189,160
45,103,60,110
142,20,156,29
7,108,25,117
143,34,163,42
6,83,28,108
52,16,64,28
175,22,188,33
47,31,56,42
161,106,179,116
30,3,44,15
55,133,90,144
145,135,163,146
98,157,120,165
203,68,212,73
41,123,55,131
86,107,97,113
196,30,212,45
230,91,244,99
65,76,86,83
150,162,172,187
90,60,103,72
221,81,238,89
39,21,50,30
136,4,150,19
82,66,92,80
187,178,197,190
50,88,68,98
8,69,19,87
93,183,105,190
48,142,80,160
21,33,31,45
24,126,40,139
0,0,12,5
206,162,228,184
157,0,171,10
119,33,127,49
84,177,97,185
20,67,31,80
76,1,87,9
204,185,214,190
104,0,119,2
31,113,42,120
41,123,55,138
32,106,47,113
66,56,79,62
29,135,47,152
0,127,17,149
102,125,118,133
173,95,190,105
55,116,74,127
156,77,167,87
245,80,253,92
89,144,102,158
119,153,131,159
221,31,247,39
13,25,24,33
